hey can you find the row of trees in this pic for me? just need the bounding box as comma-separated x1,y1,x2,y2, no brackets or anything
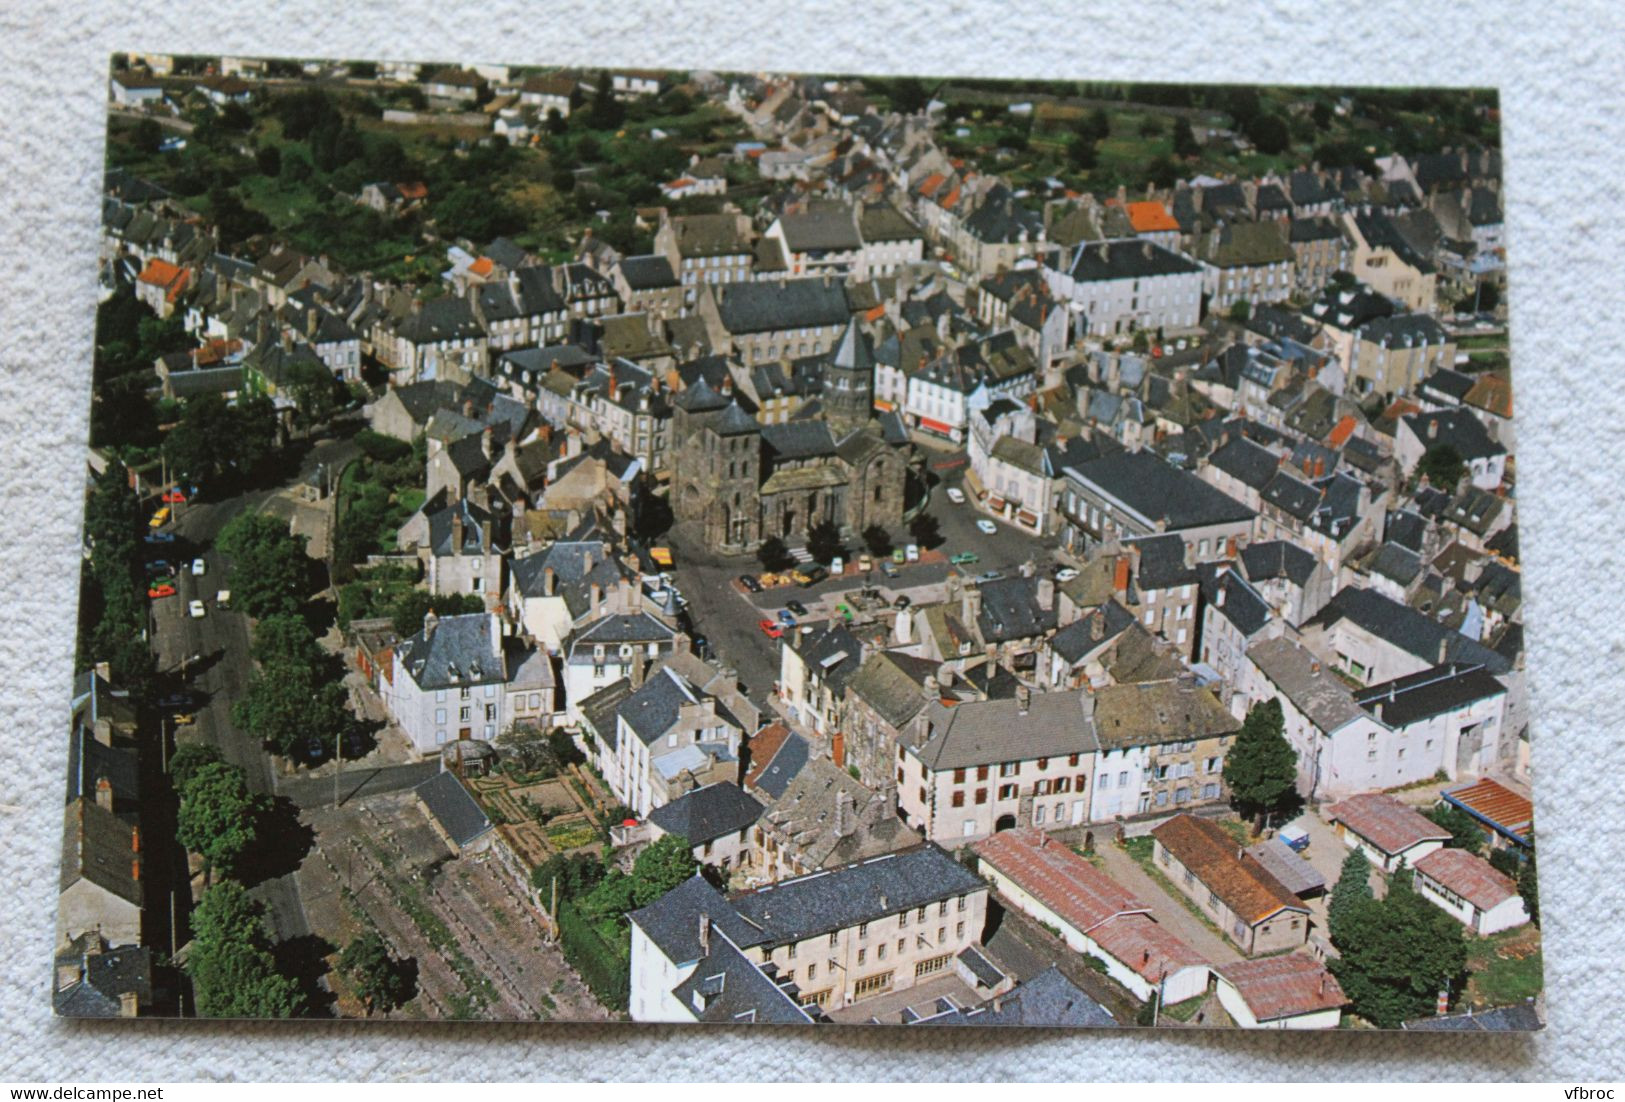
78,461,159,702
755,513,943,573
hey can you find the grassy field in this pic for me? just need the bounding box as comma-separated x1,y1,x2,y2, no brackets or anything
1467,928,1543,1007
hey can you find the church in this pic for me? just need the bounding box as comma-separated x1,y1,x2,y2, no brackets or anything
670,320,911,553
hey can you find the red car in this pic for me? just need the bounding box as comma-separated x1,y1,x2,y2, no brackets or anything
162,489,188,504
147,583,177,598
757,618,784,639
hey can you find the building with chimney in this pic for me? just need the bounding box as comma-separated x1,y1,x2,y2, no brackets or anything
747,756,921,885
1150,813,1311,955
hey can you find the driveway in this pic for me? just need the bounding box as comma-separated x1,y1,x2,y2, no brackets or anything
1094,842,1242,965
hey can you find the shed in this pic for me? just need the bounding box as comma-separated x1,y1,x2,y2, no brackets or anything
414,770,494,854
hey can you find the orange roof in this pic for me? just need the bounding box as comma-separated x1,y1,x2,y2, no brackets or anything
1215,954,1347,1022
1326,414,1358,448
942,184,962,209
1464,372,1513,419
863,304,885,323
742,724,792,791
1444,777,1533,838
1126,201,1179,233
916,172,946,198
976,828,1150,934
1151,813,1307,924
469,257,494,277
1381,397,1421,422
396,181,428,200
137,258,184,288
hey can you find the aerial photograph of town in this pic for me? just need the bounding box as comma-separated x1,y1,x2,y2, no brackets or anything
58,53,1537,1031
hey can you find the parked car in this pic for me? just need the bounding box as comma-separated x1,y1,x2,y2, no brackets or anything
785,599,808,617
159,693,191,709
950,551,980,566
758,619,785,639
145,559,173,574
796,565,828,587
216,589,231,609
891,548,906,564
147,583,176,598
830,556,844,575
191,558,207,576
905,544,919,562
880,559,899,577
306,736,325,761
143,531,176,545
1054,566,1079,583
946,487,966,504
857,554,873,572
162,489,188,504
172,713,196,726
148,506,171,529
976,519,998,535
188,599,206,619
836,602,854,623
739,574,764,593
893,595,912,611
976,570,1005,583
777,608,797,626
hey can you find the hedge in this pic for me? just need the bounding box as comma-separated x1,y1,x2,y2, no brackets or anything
557,899,630,1011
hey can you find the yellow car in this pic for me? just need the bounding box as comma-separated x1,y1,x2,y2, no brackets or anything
149,506,171,529
172,713,196,726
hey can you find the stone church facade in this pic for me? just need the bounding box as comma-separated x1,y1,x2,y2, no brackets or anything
670,322,908,553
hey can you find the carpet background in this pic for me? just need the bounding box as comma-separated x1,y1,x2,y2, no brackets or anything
2,0,1622,1081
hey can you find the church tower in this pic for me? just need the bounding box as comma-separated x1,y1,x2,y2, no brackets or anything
822,319,875,436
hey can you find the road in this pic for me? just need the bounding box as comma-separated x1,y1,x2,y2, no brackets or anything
149,432,361,946
278,760,440,810
661,447,1065,707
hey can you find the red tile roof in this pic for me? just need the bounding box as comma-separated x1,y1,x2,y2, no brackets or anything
1327,792,1451,857
469,256,495,277
1326,414,1358,449
1216,954,1347,1022
743,723,792,791
137,258,183,287
1151,814,1307,925
1445,777,1533,838
975,828,1149,933
1089,913,1207,983
1126,201,1180,234
1415,847,1519,911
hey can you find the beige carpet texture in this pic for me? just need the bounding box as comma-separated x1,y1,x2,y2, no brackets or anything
2,0,1622,1081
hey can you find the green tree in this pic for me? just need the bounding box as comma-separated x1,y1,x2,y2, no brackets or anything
1518,844,1539,927
756,536,793,573
176,761,268,880
531,851,606,902
1228,298,1252,324
630,834,698,906
1146,155,1180,189
1327,846,1373,946
169,742,224,791
1329,874,1468,1028
1066,134,1097,171
186,882,306,1018
806,520,844,566
861,524,894,558
218,514,312,619
580,867,637,921
1417,443,1466,490
908,511,942,550
388,590,484,637
338,932,413,1015
1248,113,1292,155
1424,803,1486,855
250,613,322,668
286,358,343,430
1222,698,1299,833
254,144,281,177
1172,116,1199,158
233,662,349,758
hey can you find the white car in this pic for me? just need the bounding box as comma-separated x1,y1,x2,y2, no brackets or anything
191,558,207,576
188,599,206,619
976,519,998,535
945,487,966,505
1055,567,1080,583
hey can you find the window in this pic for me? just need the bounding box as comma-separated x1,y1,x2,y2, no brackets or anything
939,901,948,918
974,788,987,805
899,913,908,929
1207,888,1220,909
915,954,950,978
435,708,447,724
877,944,887,961
1098,773,1110,790
852,972,892,999
977,765,989,781
953,768,966,784
858,922,869,939
999,762,1018,778
1068,753,1080,767
997,784,1017,800
1037,758,1049,771
857,948,866,965
1118,771,1129,787
917,906,927,922
485,703,496,721
787,943,797,959
459,706,471,722
1034,805,1046,825
1184,868,1197,886
938,927,946,942
951,791,965,808
807,963,817,981
829,932,839,947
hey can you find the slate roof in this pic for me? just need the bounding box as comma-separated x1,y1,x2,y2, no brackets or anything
1403,409,1506,463
786,622,863,697
1245,637,1366,734
1208,435,1281,491
397,613,505,690
1326,792,1452,856
975,829,1149,933
670,213,752,257
975,576,1059,643
912,689,1099,770
913,966,1118,1028
60,798,142,907
779,204,862,252
618,667,700,746
1353,663,1506,726
1067,450,1255,531
648,782,765,846
66,725,139,811
962,185,1043,244
1091,677,1241,751
1151,814,1307,925
1201,566,1274,638
1245,837,1328,897
1049,601,1134,664
1056,239,1202,283
1414,847,1520,911
718,278,850,335
1402,1002,1542,1031
1215,955,1347,1022
668,925,815,1024
398,295,484,344
414,770,494,849
53,939,154,1018
1359,312,1448,349
745,728,810,799
761,420,837,460
1305,585,1510,674
729,844,984,947
859,201,923,243
1126,533,1196,592
848,650,942,730
628,874,771,963
619,254,678,290
1240,540,1318,587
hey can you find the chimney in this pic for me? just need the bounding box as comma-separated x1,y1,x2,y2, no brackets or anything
1374,701,1384,722
481,426,495,461
95,776,114,811
922,673,939,701
1016,684,1031,715
130,827,140,854
1309,659,1321,675
463,398,476,419
1037,578,1054,611
831,730,846,768
1427,418,1438,440
480,517,492,552
590,583,603,621
631,646,647,688
543,566,557,595
130,858,140,882
674,632,692,657
490,612,502,656
834,788,854,837
451,511,466,557
119,991,139,1018
1215,583,1227,608
698,912,711,955
1113,555,1131,596
1438,636,1450,663
1142,241,1153,260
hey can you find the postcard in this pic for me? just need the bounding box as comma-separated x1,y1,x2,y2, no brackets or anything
60,54,1537,1029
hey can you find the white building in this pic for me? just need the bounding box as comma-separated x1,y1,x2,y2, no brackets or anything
1213,955,1348,1030
1043,239,1204,339
1413,848,1530,935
